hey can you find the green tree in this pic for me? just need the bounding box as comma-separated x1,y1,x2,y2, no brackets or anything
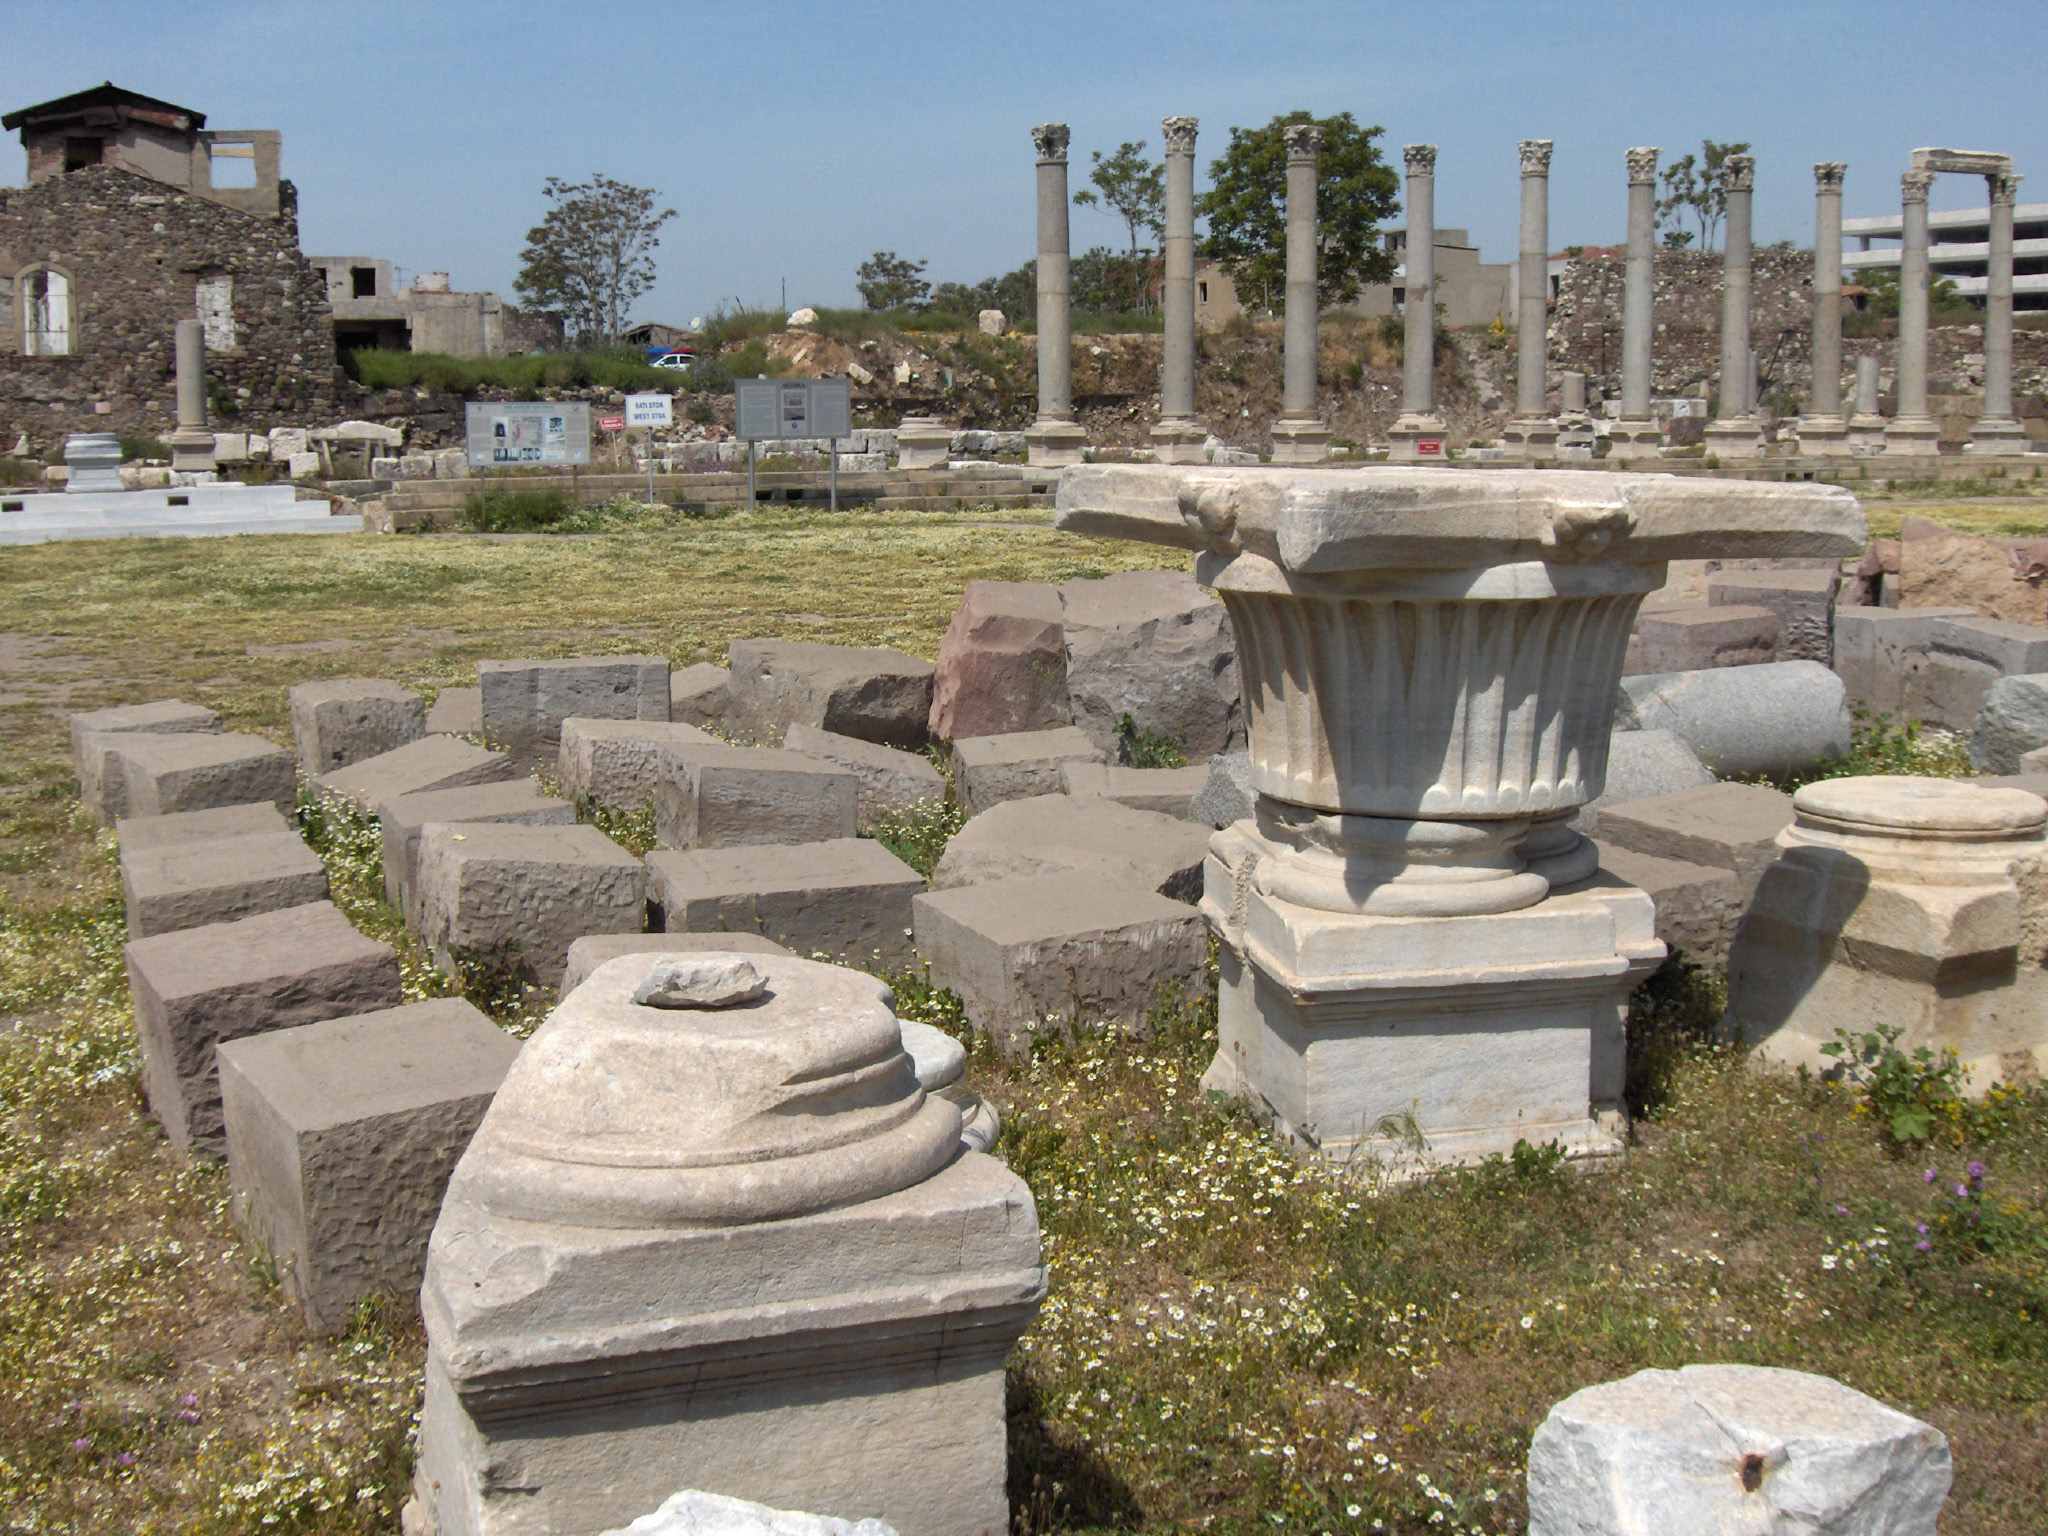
1857,267,1962,320
1073,140,1164,309
514,173,675,346
856,250,931,311
1196,111,1399,313
1655,140,1751,252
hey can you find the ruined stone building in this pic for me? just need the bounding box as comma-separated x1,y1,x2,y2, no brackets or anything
0,83,340,445
309,255,561,356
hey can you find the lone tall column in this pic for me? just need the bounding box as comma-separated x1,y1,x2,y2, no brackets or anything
1705,154,1761,457
1503,139,1557,458
1614,147,1663,451
1798,162,1851,455
1151,115,1205,463
1270,121,1332,464
1971,171,2027,455
1849,354,1886,451
167,318,218,476
1389,144,1447,462
1026,122,1086,467
1886,169,1940,455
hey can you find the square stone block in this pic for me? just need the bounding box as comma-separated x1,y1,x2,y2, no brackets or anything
668,663,730,729
646,838,923,967
1904,614,2048,730
1058,761,1210,818
726,639,935,748
560,931,792,996
913,869,1208,1046
288,678,426,778
125,902,403,1158
1595,842,1745,969
1708,568,1840,664
478,655,670,758
314,735,517,816
1595,782,1796,900
120,824,328,938
378,779,576,926
114,732,297,818
932,793,1212,902
950,726,1100,816
558,718,713,813
927,579,1069,742
781,724,945,832
416,822,647,986
1831,606,1975,718
650,742,858,849
1624,605,1777,676
116,801,290,852
218,998,519,1332
70,700,220,820
424,686,482,737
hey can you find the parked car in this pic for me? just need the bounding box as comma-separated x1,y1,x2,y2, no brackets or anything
648,348,696,370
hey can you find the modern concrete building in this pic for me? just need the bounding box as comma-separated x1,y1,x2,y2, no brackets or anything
1194,226,1511,330
1844,199,2048,310
307,257,554,356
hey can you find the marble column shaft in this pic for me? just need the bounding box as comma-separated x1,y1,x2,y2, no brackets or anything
1033,124,1073,423
1895,169,1935,425
1621,148,1659,422
1401,144,1438,416
1159,117,1198,425
1809,163,1847,419
1516,140,1552,419
1281,124,1322,418
1983,172,2021,425
175,319,207,431
1715,156,1756,420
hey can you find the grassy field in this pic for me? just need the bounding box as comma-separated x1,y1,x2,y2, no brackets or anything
0,507,2044,1534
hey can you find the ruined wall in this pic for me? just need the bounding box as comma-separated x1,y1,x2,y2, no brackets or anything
0,164,339,448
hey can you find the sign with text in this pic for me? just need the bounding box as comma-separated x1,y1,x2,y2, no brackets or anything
464,401,591,467
1416,437,1445,457
734,377,853,442
599,415,625,432
625,393,674,428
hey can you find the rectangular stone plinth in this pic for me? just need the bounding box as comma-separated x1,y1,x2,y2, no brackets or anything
416,822,647,986
378,779,577,927
288,678,427,778
725,640,935,749
650,742,858,849
114,732,296,818
950,726,1100,816
125,902,403,1158
218,998,518,1332
478,655,672,759
557,718,713,813
119,821,328,938
780,724,945,832
1625,605,1777,676
423,686,482,737
314,735,517,816
646,838,923,967
70,700,221,820
1596,782,1794,901
1058,761,1209,818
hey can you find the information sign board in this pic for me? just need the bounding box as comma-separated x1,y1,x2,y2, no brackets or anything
463,401,591,467
599,415,625,432
1415,437,1445,457
734,378,853,442
625,393,674,428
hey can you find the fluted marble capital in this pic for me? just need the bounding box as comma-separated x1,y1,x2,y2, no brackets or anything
1403,143,1438,176
1283,121,1323,163
1901,169,1935,204
1991,171,2023,207
1626,147,1660,183
1162,115,1198,156
1031,123,1069,163
1814,161,1846,192
1726,154,1755,192
1520,139,1554,176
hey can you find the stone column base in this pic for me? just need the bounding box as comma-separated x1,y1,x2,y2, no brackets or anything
1702,419,1764,458
1795,416,1853,456
1967,417,2031,456
896,414,952,470
1884,417,1942,455
1197,823,1663,1176
1025,417,1087,467
1149,418,1208,464
1385,414,1449,463
167,428,217,474
1499,418,1560,459
1848,415,1888,454
1268,416,1332,464
1608,419,1664,453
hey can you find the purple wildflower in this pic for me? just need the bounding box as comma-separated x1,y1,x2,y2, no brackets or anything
1916,1223,1929,1235
68,1438,89,1453
178,1394,198,1409
1924,1169,1938,1184
1957,1183,1970,1199
1967,1161,1986,1181
1915,1239,1933,1252
113,1451,137,1468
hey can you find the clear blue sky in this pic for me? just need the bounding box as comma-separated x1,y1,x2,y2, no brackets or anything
4,0,2044,325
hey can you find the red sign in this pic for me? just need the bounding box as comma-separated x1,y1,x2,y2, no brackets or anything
1416,437,1445,457
599,415,626,432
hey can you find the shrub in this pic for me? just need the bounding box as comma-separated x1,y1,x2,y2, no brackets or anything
458,488,577,532
117,432,170,462
344,348,677,396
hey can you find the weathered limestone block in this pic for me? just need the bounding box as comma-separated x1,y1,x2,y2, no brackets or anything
1058,760,1209,817
558,719,714,813
1831,606,1976,719
115,801,289,851
287,678,427,779
1623,604,1777,676
650,742,858,850
70,699,220,820
217,998,519,1332
1059,569,1243,757
1594,843,1744,968
1528,1364,1950,1536
933,794,1212,902
926,580,1069,741
1188,750,1256,828
1970,673,2048,772
124,902,403,1158
314,735,516,815
726,640,935,749
378,779,576,926
668,664,731,730
1730,775,2048,1089
1616,661,1850,778
646,838,923,967
780,724,945,832
119,820,328,938
410,954,1044,1536
115,732,296,817
423,686,482,737
1574,729,1714,838
1595,782,1795,902
560,931,791,996
1896,516,2048,624
602,1491,898,1536
416,822,647,987
478,655,671,758
950,726,1101,817
1903,614,2048,729
1707,567,1840,664
913,870,1208,1047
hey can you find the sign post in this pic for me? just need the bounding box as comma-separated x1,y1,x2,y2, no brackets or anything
624,393,674,505
734,377,853,513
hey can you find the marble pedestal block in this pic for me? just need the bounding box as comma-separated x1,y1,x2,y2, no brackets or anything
1385,415,1449,464
410,954,1043,1536
1267,417,1332,465
1149,419,1207,463
1500,417,1560,459
1023,417,1087,468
